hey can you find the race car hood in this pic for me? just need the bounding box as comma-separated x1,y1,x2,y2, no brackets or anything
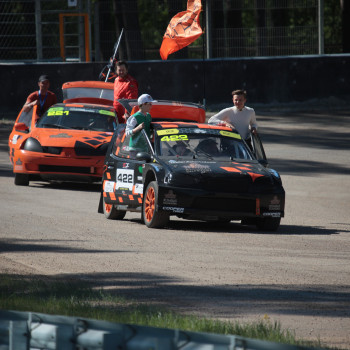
164,159,279,192
30,128,113,148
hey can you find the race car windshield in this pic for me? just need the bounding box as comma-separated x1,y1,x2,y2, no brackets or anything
156,130,254,161
37,107,116,132
62,87,114,101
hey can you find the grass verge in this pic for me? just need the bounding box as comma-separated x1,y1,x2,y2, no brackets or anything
0,274,327,348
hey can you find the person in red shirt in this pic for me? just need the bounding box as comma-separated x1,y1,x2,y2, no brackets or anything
113,61,139,123
23,75,57,122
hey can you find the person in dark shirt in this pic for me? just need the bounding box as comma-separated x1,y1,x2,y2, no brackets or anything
23,75,57,122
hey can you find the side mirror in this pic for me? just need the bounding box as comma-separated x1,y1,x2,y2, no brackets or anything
258,159,269,168
136,152,152,162
14,122,29,133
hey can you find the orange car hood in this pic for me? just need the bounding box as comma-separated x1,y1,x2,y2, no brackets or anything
30,128,113,147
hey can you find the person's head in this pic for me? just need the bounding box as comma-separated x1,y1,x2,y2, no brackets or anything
232,89,247,110
137,94,157,113
38,75,50,92
197,138,219,155
116,60,128,78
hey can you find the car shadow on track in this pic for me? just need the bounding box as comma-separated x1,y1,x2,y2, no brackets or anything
126,218,345,235
30,181,101,192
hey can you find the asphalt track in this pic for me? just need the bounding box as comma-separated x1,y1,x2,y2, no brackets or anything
0,110,350,348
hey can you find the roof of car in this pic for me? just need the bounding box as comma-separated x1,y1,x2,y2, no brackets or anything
52,102,115,111
152,121,240,133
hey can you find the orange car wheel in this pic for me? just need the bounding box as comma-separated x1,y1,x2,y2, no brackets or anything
143,181,169,228
103,196,126,220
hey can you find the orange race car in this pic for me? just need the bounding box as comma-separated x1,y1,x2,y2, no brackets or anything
8,81,205,186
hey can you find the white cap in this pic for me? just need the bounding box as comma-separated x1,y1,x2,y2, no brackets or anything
138,94,157,106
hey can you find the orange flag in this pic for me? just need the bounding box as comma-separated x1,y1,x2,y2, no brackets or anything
160,0,203,60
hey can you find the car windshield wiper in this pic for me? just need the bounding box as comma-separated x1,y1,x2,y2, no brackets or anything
40,123,70,129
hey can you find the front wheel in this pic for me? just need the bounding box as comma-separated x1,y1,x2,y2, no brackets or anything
103,196,126,220
14,173,29,186
256,217,281,231
143,181,169,228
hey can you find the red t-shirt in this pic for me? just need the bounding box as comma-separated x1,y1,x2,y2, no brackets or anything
113,74,138,123
26,90,57,118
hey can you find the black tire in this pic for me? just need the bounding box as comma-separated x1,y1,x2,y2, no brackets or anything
14,173,29,186
103,196,126,220
143,181,169,228
256,217,281,231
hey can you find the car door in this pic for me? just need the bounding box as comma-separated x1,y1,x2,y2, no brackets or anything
251,133,269,167
8,106,37,165
104,125,150,210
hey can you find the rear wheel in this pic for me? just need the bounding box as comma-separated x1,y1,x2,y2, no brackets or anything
256,217,281,231
103,196,126,220
143,181,169,228
14,173,29,186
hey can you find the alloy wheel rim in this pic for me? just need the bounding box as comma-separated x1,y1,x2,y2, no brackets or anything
145,187,155,222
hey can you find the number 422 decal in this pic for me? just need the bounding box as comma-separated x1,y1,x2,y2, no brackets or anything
116,169,134,191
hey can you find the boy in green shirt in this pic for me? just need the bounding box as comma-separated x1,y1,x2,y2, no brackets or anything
126,94,156,152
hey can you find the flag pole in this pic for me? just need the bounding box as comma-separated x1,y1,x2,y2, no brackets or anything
202,0,206,110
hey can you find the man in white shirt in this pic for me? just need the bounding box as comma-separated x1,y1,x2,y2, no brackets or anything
208,90,258,142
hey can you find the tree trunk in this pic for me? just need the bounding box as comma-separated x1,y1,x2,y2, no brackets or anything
112,0,144,60
341,0,350,52
255,0,267,56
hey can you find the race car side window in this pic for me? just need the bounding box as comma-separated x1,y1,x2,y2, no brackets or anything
116,131,151,160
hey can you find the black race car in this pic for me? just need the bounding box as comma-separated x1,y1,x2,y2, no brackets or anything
98,120,285,231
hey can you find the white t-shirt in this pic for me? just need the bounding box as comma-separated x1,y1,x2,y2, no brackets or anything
208,106,257,139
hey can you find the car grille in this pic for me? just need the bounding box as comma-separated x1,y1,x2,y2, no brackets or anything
42,147,62,155
193,197,255,212
74,141,107,156
39,165,92,174
195,175,250,193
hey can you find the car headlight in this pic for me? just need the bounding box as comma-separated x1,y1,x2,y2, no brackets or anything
23,137,43,153
268,168,282,184
164,172,173,184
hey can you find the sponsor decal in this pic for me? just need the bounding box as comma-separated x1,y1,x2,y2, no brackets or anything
116,205,128,210
116,169,134,191
11,135,21,145
134,183,143,194
104,181,115,193
137,176,143,181
99,109,115,116
122,163,130,169
50,133,72,138
169,160,215,164
163,206,184,213
220,130,241,139
263,212,281,217
268,196,281,210
184,163,211,174
157,128,179,136
163,190,177,205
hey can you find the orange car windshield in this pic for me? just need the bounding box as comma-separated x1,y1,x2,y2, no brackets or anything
37,107,116,132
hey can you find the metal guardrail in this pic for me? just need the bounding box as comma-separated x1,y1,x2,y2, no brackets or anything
0,310,324,350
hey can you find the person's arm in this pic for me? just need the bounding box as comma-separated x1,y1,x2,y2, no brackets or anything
126,115,140,136
23,95,37,112
208,108,235,128
249,109,258,134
